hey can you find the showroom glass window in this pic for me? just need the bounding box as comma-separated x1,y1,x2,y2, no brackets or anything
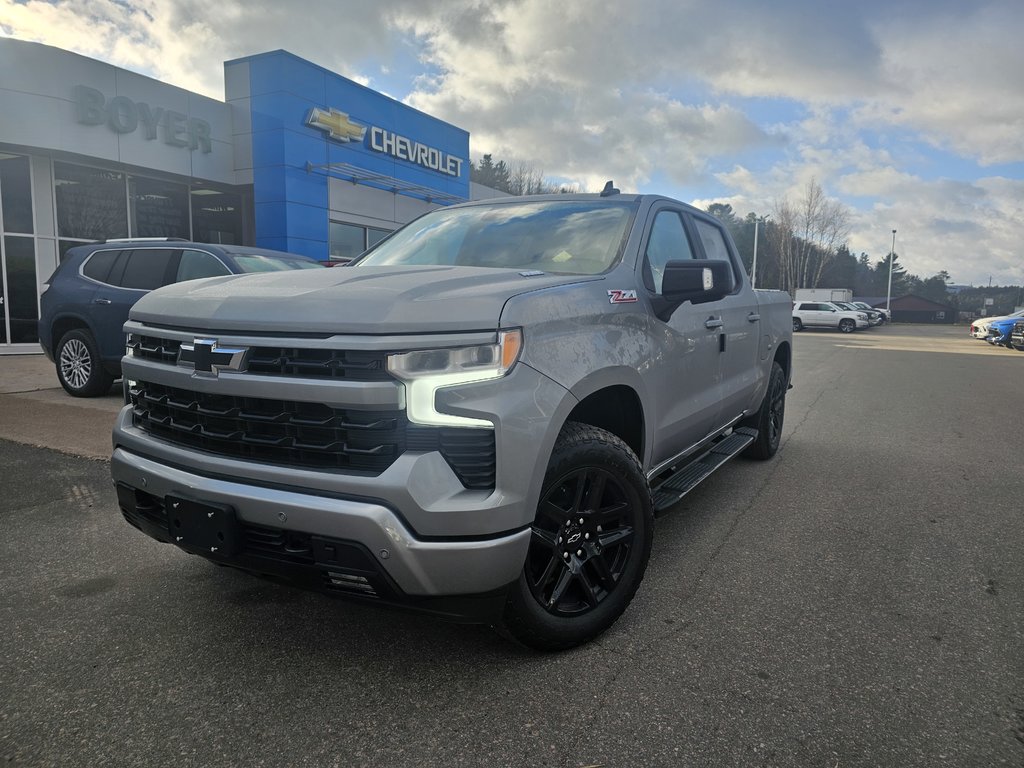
129,177,189,239
330,221,392,263
55,162,128,243
191,188,243,245
0,154,38,344
0,154,33,235
54,162,245,259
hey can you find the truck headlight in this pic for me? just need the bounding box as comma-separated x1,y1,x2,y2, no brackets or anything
387,329,523,427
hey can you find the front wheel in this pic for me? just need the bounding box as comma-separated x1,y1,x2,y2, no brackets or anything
500,422,653,651
838,319,855,333
792,318,804,332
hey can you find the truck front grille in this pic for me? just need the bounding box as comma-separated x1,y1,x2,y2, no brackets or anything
129,380,495,487
128,334,390,381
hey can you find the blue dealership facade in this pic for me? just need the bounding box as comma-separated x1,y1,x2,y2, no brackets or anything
0,38,477,353
226,49,469,261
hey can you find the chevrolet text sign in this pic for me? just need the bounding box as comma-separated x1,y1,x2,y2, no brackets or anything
307,106,463,177
369,127,463,177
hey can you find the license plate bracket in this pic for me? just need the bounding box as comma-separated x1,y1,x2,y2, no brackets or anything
165,495,241,557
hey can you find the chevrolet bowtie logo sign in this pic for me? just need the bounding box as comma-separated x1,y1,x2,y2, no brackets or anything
307,107,366,143
179,339,247,377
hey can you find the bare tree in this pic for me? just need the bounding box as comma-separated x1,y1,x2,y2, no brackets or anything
770,198,799,295
772,178,851,294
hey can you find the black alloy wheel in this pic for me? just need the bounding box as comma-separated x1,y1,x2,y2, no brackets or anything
743,361,787,459
527,466,637,616
793,318,803,332
500,422,652,650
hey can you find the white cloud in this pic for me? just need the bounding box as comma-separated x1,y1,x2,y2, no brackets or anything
841,172,1024,285
0,0,418,96
1,0,1019,284
868,3,1024,165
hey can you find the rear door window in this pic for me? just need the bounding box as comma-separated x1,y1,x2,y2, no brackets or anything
116,249,178,290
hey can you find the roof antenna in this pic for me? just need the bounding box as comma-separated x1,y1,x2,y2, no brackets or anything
600,180,619,197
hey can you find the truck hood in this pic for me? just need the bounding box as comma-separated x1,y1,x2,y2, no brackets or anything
129,265,597,334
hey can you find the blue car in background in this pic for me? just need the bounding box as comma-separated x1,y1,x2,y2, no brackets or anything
984,316,1024,350
39,239,322,397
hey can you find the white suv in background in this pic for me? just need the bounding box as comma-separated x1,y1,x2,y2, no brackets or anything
792,301,870,333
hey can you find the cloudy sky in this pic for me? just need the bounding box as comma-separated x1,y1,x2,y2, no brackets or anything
2,0,1022,285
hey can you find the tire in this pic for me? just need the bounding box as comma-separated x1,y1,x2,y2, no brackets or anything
499,422,653,651
55,329,115,397
838,319,855,333
792,318,803,332
742,361,787,460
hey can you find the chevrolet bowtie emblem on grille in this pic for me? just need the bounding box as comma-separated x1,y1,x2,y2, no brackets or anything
179,339,247,376
307,106,366,143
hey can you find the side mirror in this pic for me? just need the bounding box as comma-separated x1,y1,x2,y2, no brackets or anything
661,260,734,305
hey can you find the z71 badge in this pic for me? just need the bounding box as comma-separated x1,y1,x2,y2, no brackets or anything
607,289,638,304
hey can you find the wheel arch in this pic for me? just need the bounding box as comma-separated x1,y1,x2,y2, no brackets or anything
773,340,792,384
51,313,95,348
561,382,646,466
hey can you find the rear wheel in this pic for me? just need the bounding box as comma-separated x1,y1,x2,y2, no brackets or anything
742,361,787,460
838,319,855,333
792,318,803,332
56,329,114,397
500,422,653,651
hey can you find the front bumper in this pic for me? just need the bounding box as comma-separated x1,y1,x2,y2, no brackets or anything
111,325,577,616
112,447,529,617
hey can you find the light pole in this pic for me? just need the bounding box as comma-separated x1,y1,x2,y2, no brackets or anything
885,228,897,315
751,215,767,289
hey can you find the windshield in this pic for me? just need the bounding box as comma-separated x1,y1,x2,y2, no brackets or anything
355,200,637,275
231,254,322,272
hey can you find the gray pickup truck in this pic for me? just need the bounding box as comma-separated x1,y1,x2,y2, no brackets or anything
111,190,793,649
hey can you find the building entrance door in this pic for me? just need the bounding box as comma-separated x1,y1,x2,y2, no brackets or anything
0,154,39,351
0,235,39,347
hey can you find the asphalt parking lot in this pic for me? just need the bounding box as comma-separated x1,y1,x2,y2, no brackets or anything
1,325,1022,767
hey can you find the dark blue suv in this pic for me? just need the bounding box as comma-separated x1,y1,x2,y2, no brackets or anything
39,239,322,396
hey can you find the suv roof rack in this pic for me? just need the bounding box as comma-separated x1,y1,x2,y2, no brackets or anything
103,237,190,243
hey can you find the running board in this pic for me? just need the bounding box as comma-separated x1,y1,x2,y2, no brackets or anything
650,427,758,515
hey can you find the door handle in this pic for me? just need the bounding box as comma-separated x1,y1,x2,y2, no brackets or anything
747,313,761,322
704,317,724,329
93,298,112,305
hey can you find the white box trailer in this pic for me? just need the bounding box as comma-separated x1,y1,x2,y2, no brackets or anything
794,288,853,303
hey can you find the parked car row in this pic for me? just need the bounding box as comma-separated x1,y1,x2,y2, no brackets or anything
1011,321,1024,351
969,309,1024,351
38,239,323,397
792,300,887,333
